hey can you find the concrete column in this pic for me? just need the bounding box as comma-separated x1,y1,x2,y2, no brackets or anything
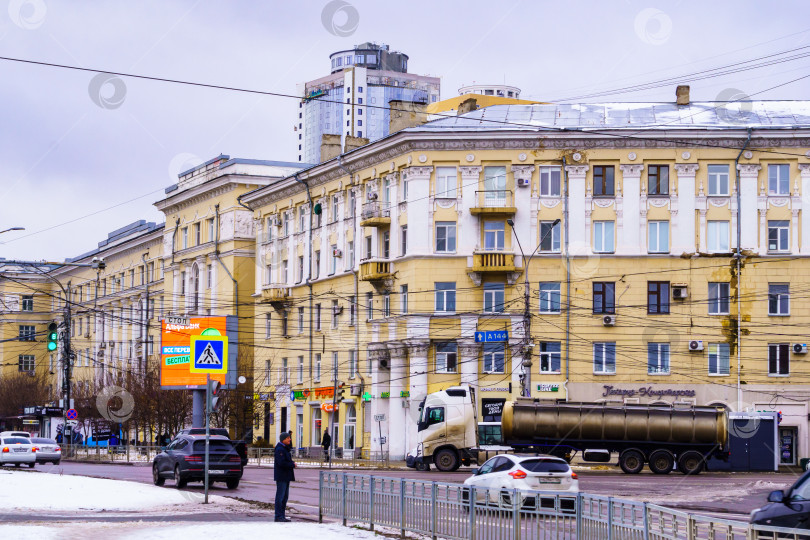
404,338,429,454
799,165,810,254
674,164,698,254
758,208,768,255
458,339,481,392
565,165,589,250
698,209,708,253
619,165,642,254
387,341,408,460
403,167,433,255
368,343,390,457
738,164,761,251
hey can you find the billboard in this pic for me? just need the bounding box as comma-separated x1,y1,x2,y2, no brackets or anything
160,316,238,389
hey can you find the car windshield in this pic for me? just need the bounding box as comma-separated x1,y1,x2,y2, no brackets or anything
791,475,810,500
521,459,570,473
192,440,234,452
3,437,30,444
32,438,56,444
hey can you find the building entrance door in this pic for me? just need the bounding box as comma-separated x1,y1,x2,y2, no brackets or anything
780,427,798,466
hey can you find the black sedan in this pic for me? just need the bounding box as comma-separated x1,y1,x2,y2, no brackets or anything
152,435,242,490
751,470,810,529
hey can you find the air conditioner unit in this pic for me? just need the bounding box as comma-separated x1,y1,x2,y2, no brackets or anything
367,191,378,201
273,217,282,227
794,344,808,354
332,305,343,315
333,248,343,258
602,315,616,326
672,286,688,300
517,177,530,188
379,358,390,370
689,340,704,352
350,385,361,396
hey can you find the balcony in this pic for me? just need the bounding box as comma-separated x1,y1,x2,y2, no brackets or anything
360,201,391,227
470,191,516,216
261,284,292,304
467,251,522,286
359,259,392,282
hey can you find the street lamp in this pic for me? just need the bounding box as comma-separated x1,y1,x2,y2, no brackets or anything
0,227,25,234
507,217,561,397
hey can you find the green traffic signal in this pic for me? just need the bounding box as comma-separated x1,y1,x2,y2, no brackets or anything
47,322,58,352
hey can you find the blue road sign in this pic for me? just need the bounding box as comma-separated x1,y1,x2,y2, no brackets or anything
190,335,228,374
474,331,509,343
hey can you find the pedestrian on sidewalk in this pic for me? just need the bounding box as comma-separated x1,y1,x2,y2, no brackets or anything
274,432,296,522
321,430,331,463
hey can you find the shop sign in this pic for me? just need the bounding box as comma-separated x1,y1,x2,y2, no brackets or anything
380,391,390,398
482,401,504,417
537,384,560,392
321,403,336,412
601,385,696,399
313,387,334,399
481,387,508,392
291,389,311,401
22,419,39,425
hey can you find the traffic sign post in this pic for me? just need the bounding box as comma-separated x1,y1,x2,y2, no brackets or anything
474,331,509,343
190,335,228,374
66,409,78,420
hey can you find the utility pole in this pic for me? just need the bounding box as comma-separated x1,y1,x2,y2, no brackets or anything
62,285,72,451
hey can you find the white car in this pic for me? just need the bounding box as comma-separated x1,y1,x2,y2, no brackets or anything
463,454,579,508
31,438,61,465
0,436,37,467
0,431,32,439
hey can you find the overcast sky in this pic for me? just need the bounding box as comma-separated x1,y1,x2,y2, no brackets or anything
1,0,809,261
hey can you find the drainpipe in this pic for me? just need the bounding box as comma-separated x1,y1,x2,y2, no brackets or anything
293,173,315,447
562,156,571,401
734,128,753,406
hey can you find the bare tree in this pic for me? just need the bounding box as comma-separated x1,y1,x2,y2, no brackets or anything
0,371,50,419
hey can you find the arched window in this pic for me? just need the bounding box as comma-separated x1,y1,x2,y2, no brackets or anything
191,263,200,312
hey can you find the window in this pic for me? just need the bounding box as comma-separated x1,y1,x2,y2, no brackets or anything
208,218,215,242
708,165,730,196
194,223,201,245
297,356,304,384
330,244,338,274
18,355,34,372
484,166,507,205
349,350,358,379
382,293,390,317
366,292,374,320
281,312,288,336
402,178,408,201
483,221,505,251
299,207,307,231
297,307,304,333
435,282,456,312
436,167,457,198
365,235,372,259
648,221,669,253
768,164,790,195
593,342,616,374
708,283,730,315
331,300,339,329
401,226,408,256
280,357,288,383
297,256,304,283
708,343,730,375
539,282,561,313
21,295,33,312
315,304,322,331
348,190,356,217
331,195,339,223
707,221,730,252
483,283,505,313
648,165,669,195
436,342,458,373
483,343,505,373
647,282,670,314
593,282,615,314
349,295,356,325
283,213,290,237
314,250,320,279
315,353,321,382
768,221,790,251
435,222,457,252
383,231,390,259
331,352,338,381
539,166,561,196
593,166,614,196
539,342,561,373
344,242,353,270
768,284,790,316
281,260,288,283
181,227,188,249
400,285,408,314
539,221,561,252
19,325,35,341
647,343,670,374
768,343,790,375
593,221,615,253
265,314,271,338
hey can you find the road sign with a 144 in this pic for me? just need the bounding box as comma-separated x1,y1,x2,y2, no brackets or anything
475,331,509,343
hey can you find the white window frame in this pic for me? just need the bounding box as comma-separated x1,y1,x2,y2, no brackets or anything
483,221,505,251
593,221,615,253
436,166,458,198
539,221,561,253
315,353,321,382
708,164,730,196
434,283,456,313
708,343,730,376
539,282,561,314
400,284,408,314
539,166,561,197
435,222,457,253
483,283,505,313
707,221,730,252
768,221,790,252
768,164,790,195
647,343,670,375
593,342,616,374
539,342,561,373
482,344,505,374
435,342,458,374
648,221,669,253
768,284,790,316
708,282,730,315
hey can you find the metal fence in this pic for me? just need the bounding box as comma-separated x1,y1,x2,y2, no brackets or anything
319,472,810,540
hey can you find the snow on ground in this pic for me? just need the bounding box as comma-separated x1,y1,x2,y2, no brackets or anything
0,522,380,540
0,469,241,512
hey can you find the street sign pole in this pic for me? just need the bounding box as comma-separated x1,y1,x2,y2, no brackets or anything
204,373,210,504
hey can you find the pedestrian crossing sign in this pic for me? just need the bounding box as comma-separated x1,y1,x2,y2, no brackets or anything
190,335,228,374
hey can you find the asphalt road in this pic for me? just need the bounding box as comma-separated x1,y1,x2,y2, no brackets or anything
21,461,799,521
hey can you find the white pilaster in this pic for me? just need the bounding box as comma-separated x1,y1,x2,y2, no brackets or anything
387,341,407,460
458,339,481,392
460,166,482,255
619,165,642,254
368,343,389,457
405,338,429,456
738,164,761,251
565,165,589,250
799,164,810,253
511,165,535,251
404,167,433,255
674,164,698,254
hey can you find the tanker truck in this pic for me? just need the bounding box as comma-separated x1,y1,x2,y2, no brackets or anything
406,386,729,475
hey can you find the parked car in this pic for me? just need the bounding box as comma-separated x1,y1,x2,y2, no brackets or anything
174,428,247,467
462,454,579,509
0,431,32,439
153,434,242,490
0,436,37,467
751,470,810,529
30,437,61,465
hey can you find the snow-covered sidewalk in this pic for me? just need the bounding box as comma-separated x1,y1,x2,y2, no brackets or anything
0,469,243,513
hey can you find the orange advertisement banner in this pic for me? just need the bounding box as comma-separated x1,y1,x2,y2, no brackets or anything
160,316,229,387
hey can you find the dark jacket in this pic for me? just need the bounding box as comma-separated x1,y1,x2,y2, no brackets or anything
321,432,331,448
274,441,295,482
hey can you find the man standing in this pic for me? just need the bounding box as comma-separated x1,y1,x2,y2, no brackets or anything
274,432,296,522
321,430,331,463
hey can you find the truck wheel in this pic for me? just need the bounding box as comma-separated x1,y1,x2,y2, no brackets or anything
415,461,430,471
619,450,644,474
677,451,705,475
648,450,674,474
434,448,459,472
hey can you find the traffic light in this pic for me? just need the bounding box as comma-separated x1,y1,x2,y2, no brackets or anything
207,379,222,413
336,383,346,401
46,322,58,352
